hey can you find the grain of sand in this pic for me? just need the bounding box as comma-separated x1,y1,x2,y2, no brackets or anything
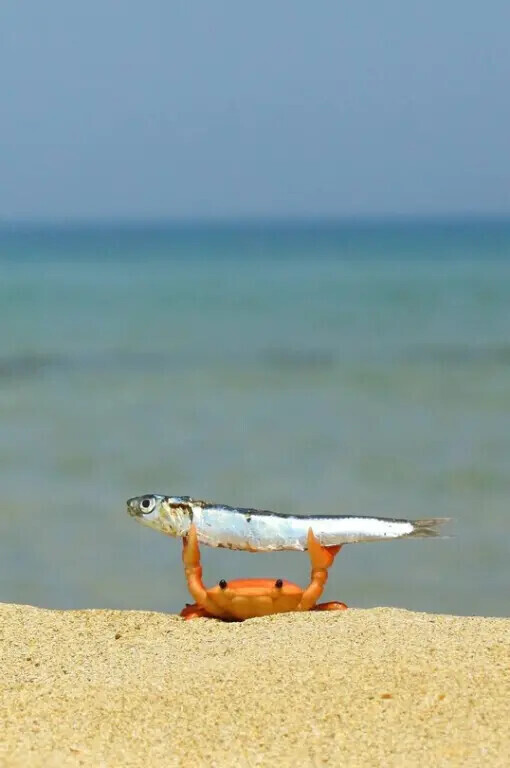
1,603,509,767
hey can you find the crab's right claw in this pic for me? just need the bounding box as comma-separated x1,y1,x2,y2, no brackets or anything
182,522,201,567
181,524,223,619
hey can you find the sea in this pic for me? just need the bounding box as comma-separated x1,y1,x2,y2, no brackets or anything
1,219,509,617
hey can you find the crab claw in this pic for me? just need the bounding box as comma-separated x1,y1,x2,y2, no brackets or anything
307,528,342,570
182,523,200,568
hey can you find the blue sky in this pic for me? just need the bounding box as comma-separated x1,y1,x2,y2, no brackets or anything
1,2,509,220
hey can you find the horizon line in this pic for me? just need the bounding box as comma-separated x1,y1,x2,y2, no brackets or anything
2,212,510,231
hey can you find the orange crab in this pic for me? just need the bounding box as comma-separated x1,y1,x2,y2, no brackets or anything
180,523,347,621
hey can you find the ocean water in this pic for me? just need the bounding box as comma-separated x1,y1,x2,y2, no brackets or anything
1,220,509,617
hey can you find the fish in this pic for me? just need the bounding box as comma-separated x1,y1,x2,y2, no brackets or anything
127,494,450,552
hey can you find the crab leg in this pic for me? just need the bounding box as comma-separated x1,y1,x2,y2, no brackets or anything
182,523,223,618
312,601,347,611
180,603,213,620
297,528,343,612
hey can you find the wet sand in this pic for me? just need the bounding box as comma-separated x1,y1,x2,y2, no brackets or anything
1,603,509,767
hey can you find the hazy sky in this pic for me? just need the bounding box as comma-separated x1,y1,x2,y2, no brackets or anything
1,2,509,220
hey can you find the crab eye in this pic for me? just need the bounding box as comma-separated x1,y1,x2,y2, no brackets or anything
140,496,156,514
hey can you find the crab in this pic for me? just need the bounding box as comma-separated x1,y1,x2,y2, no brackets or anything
180,523,347,621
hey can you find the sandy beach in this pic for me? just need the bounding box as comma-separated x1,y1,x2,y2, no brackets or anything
1,603,509,767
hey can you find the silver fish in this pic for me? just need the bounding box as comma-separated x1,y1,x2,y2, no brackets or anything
127,494,449,552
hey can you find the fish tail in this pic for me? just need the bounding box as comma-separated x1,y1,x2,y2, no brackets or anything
408,518,451,538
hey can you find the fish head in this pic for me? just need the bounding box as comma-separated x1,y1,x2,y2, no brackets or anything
127,494,193,537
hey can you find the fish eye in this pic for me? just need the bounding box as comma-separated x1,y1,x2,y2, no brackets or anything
140,496,156,514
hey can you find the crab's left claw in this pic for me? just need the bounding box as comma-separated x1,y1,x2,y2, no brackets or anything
297,528,343,612
306,528,342,570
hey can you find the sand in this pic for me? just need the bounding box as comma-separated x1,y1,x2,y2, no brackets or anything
1,603,509,767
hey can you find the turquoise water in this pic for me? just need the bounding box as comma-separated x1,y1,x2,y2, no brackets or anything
1,221,509,616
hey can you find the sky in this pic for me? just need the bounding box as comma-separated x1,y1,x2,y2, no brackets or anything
1,2,509,221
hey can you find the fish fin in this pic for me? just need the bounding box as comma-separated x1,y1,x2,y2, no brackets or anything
409,518,452,538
